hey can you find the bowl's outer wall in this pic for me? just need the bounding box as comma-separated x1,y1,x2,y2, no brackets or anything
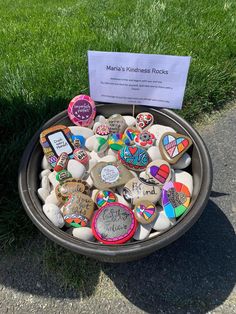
18,105,213,263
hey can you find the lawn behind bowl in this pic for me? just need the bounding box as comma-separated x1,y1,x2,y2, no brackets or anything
0,0,235,252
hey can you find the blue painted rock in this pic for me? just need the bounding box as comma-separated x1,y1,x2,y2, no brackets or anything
160,132,192,164
108,133,130,151
118,145,150,171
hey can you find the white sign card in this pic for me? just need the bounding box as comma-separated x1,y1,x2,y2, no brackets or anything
88,51,191,109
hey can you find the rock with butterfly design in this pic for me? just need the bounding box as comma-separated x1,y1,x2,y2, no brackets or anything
134,200,158,224
136,112,154,131
118,145,150,171
141,160,171,186
160,132,192,164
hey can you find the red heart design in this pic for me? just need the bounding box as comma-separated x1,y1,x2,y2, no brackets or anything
129,147,138,155
149,164,170,184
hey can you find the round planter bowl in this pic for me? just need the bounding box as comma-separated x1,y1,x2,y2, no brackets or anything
18,105,212,263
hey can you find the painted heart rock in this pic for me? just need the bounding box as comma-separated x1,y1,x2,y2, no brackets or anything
123,178,161,205
91,202,137,244
136,112,154,131
160,132,192,164
62,192,94,227
145,160,171,186
162,181,191,218
40,125,74,168
108,133,131,151
67,94,96,127
118,146,150,171
55,178,90,203
124,127,140,144
95,190,117,208
134,200,157,224
90,161,134,189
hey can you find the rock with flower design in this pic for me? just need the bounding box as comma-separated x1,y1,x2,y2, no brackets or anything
134,131,155,149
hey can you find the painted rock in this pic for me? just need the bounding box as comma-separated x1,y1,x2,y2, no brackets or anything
162,181,191,218
91,202,137,244
54,152,69,172
55,178,90,203
124,127,140,144
145,160,171,186
136,112,154,131
62,193,94,227
160,132,193,164
95,190,117,208
68,94,96,127
108,133,130,151
40,125,74,168
134,131,155,149
69,126,94,139
174,170,193,196
73,148,89,165
96,124,111,137
90,161,134,189
56,169,72,182
107,114,127,133
134,200,157,224
123,178,161,204
71,134,86,148
118,145,150,171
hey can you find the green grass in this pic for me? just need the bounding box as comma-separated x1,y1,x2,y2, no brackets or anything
0,0,235,250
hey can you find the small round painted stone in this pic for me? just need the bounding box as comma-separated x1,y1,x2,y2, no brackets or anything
91,202,137,244
124,127,140,144
134,200,157,224
134,131,155,149
63,192,94,227
96,124,111,137
56,169,72,182
73,148,89,165
162,181,191,218
118,145,150,171
136,112,154,131
54,152,69,172
55,178,90,203
72,134,86,148
68,94,96,127
108,133,130,151
95,190,117,208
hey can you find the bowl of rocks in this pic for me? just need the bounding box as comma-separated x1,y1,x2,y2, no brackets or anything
18,95,212,262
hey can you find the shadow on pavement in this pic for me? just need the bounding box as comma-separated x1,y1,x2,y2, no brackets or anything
102,199,236,313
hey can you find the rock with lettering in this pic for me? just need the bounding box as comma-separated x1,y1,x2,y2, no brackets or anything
55,178,90,203
62,193,94,227
56,170,72,182
40,125,74,168
54,152,69,172
118,145,150,171
91,202,137,244
107,114,127,133
69,126,94,139
123,178,161,205
68,94,96,127
136,112,154,131
90,161,134,189
67,159,86,179
43,203,65,228
73,148,89,165
72,227,95,242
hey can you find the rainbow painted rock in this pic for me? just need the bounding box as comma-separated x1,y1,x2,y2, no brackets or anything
160,132,192,164
136,112,154,131
95,190,117,208
118,145,150,171
63,192,94,227
55,178,90,203
40,125,74,168
134,131,155,149
68,94,96,127
124,127,140,144
162,181,191,218
134,200,157,224
108,133,130,151
91,202,137,244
